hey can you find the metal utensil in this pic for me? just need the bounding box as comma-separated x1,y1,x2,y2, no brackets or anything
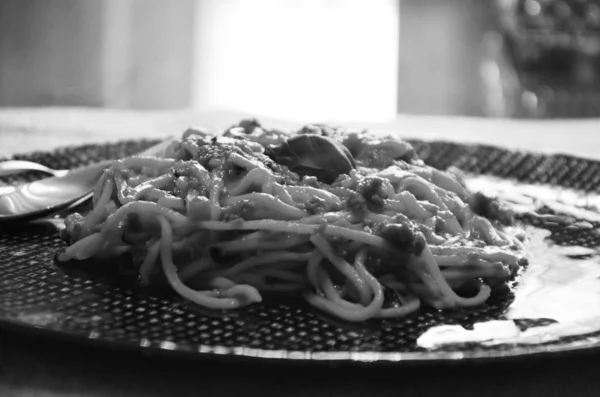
0,161,69,178
0,138,174,222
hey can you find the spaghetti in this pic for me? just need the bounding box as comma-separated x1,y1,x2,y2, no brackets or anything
58,120,525,322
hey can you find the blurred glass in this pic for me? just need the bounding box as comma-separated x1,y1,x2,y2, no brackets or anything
482,0,600,118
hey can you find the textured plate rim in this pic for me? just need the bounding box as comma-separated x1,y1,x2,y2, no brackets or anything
3,314,600,365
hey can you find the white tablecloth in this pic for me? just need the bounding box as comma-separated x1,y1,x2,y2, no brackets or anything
1,108,599,160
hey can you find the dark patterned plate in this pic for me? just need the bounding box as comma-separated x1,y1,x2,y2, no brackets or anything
2,138,600,364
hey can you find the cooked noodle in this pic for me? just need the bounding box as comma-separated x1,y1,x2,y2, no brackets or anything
58,121,525,322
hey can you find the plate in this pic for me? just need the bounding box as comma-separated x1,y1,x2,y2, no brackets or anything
2,138,600,364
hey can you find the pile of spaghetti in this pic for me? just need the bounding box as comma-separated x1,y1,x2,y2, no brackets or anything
59,120,525,322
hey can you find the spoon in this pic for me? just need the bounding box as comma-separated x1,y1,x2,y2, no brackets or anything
0,138,175,222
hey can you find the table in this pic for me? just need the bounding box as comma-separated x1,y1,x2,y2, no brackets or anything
1,108,600,397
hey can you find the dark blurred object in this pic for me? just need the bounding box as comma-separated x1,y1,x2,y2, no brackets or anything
483,0,600,118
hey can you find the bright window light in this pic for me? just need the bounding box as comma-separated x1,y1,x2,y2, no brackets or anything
192,0,400,123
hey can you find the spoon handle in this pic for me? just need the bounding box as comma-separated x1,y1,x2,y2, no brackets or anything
0,160,68,177
0,138,174,178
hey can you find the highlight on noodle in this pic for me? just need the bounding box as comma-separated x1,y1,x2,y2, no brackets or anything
58,120,526,322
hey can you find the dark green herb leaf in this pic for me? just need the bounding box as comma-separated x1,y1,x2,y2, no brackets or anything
265,134,356,183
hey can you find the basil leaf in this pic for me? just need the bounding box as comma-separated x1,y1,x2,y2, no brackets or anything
266,134,357,183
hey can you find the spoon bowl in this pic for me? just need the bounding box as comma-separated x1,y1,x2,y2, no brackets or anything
0,160,113,222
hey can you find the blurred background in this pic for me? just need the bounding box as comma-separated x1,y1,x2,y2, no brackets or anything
0,0,598,122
